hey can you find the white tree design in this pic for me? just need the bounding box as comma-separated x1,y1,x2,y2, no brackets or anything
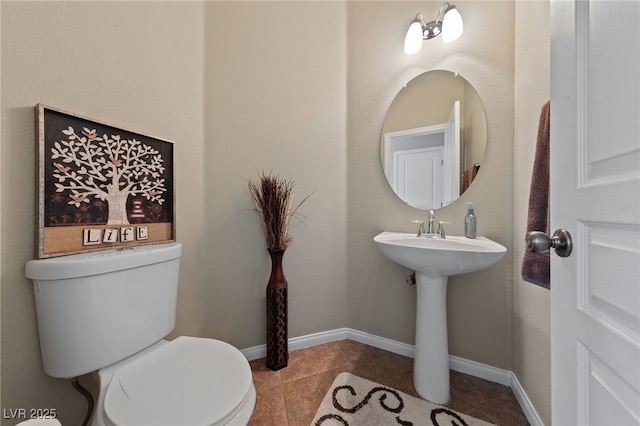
51,126,167,225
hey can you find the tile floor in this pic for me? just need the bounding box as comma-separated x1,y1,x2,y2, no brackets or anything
248,340,530,425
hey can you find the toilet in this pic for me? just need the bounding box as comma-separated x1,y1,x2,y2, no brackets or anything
25,243,256,426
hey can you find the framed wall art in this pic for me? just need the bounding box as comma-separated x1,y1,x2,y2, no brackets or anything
36,104,175,258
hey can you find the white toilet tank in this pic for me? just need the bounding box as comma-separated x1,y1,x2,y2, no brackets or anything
25,243,182,379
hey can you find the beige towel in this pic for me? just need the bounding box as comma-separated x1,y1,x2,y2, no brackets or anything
521,101,550,289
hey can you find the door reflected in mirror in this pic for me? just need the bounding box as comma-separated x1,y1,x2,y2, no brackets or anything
381,70,486,210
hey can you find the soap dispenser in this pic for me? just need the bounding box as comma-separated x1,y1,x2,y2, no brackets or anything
465,202,477,239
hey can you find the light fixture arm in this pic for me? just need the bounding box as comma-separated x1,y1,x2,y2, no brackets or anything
434,2,451,25
404,2,463,54
412,13,427,30
417,3,455,42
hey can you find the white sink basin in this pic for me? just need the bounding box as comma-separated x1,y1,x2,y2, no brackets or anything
374,232,506,278
373,231,506,404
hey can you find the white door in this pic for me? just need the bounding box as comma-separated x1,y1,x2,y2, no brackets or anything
551,1,640,425
443,101,461,206
394,147,443,210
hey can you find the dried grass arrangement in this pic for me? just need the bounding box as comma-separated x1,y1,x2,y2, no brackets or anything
248,172,311,251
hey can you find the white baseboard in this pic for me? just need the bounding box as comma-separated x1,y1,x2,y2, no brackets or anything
449,355,512,386
509,370,545,426
240,328,543,426
449,355,543,426
240,328,350,360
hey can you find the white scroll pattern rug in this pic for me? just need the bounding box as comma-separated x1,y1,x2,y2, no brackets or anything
311,372,496,426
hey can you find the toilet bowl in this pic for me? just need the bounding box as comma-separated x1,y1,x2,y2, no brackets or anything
24,243,256,426
92,336,256,426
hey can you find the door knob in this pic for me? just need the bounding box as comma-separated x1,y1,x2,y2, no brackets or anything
525,228,573,258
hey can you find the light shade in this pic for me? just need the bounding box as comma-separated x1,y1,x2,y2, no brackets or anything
441,6,463,43
404,20,424,55
403,3,463,54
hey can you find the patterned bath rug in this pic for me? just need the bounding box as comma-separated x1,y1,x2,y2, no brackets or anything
311,372,495,426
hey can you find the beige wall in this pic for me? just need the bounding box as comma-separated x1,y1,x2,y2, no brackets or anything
194,1,349,349
1,1,551,424
346,0,515,368
464,81,487,169
1,2,206,424
381,72,465,132
514,1,551,424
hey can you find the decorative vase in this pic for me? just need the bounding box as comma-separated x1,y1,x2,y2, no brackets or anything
266,248,288,370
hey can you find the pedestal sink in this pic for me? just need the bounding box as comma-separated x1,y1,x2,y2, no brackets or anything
373,232,507,404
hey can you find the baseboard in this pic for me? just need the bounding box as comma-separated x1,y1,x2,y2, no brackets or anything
344,328,416,358
240,328,350,360
449,355,543,426
449,355,512,386
508,370,545,426
240,328,543,426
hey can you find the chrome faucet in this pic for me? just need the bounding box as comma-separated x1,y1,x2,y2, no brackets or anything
413,209,452,239
427,209,436,234
413,210,443,238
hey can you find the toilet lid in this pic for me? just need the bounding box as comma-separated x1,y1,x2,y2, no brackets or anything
104,336,253,426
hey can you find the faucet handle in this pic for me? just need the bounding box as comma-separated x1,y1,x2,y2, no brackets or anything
429,209,435,219
411,220,426,237
437,221,453,239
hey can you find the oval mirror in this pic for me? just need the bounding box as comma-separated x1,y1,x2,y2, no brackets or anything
380,70,487,210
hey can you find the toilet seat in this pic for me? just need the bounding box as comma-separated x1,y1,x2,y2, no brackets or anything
103,336,254,426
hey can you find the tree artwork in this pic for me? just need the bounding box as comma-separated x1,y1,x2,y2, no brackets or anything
37,105,174,258
50,126,167,225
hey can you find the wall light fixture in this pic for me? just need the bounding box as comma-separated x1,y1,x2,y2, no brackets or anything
404,2,463,55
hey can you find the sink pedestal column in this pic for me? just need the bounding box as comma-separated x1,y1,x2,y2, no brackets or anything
414,273,450,404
